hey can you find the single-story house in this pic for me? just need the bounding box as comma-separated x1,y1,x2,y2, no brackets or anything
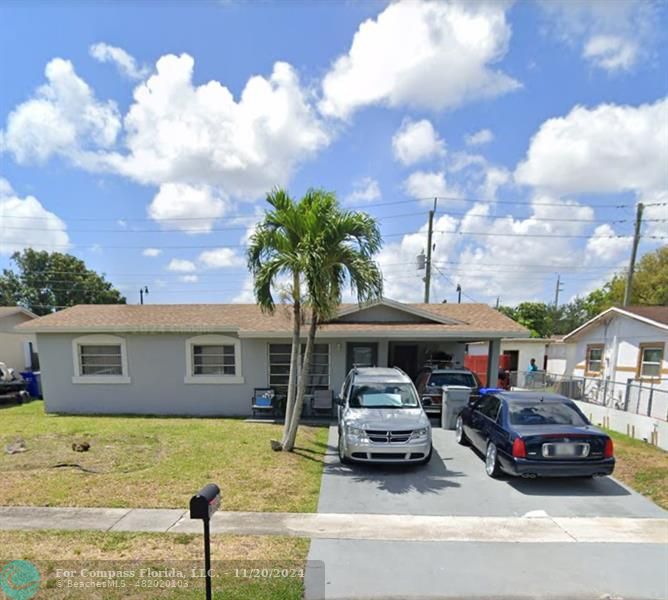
0,306,38,372
562,306,668,392
16,299,527,416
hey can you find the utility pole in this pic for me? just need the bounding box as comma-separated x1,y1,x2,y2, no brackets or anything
554,274,563,307
424,198,437,303
623,202,644,307
495,296,500,309
456,284,462,304
139,286,149,305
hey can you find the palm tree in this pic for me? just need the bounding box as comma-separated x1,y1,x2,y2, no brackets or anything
248,187,383,452
282,191,383,450
248,189,306,449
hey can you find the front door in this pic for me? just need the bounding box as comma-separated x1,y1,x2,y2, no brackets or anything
346,342,378,371
390,344,418,380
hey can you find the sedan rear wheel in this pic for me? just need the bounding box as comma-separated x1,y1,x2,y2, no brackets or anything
485,442,502,478
455,416,469,446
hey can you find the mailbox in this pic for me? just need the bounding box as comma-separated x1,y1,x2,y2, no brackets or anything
190,483,221,520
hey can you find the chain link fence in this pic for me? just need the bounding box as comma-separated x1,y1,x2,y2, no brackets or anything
509,371,668,422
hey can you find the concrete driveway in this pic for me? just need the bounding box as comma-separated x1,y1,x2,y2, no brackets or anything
306,426,668,599
317,426,666,518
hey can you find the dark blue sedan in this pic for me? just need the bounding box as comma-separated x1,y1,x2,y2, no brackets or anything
455,391,615,478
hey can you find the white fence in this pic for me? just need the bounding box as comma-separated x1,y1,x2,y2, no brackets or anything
509,371,668,422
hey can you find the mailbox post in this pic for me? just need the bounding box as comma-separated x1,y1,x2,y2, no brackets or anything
190,483,221,600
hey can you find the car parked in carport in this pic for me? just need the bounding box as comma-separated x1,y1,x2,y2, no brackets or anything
455,390,615,478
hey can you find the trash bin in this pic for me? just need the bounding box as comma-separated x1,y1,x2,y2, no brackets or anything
20,371,41,398
441,385,472,429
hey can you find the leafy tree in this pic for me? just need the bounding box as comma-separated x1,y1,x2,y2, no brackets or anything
248,188,383,452
498,302,553,338
0,249,126,315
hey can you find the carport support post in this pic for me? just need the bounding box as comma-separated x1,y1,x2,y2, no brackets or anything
486,339,501,388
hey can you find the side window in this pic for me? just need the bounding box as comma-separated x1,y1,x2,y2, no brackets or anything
477,396,501,421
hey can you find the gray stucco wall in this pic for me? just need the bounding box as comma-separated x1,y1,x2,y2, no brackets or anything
36,333,471,416
37,333,270,416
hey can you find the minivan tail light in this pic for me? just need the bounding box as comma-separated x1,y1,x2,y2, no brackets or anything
512,438,527,458
604,438,614,458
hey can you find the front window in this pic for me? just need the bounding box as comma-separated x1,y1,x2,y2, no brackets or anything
508,402,588,426
585,344,603,375
638,344,664,379
79,344,122,376
268,343,330,397
349,383,419,408
428,372,478,390
193,344,235,375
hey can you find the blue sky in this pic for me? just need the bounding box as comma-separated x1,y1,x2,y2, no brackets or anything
1,0,666,307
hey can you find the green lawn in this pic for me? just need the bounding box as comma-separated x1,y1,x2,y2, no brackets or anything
606,429,668,510
0,530,309,599
0,401,328,512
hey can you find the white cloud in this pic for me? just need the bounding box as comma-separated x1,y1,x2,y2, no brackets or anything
319,0,520,119
392,119,445,166
451,196,596,304
180,274,199,283
89,43,149,80
102,54,330,198
465,128,494,146
582,35,637,72
539,0,657,73
585,224,632,262
403,170,461,204
345,177,381,204
515,98,668,195
0,180,70,255
142,247,162,257
2,53,330,217
1,58,121,164
198,247,245,269
148,183,227,234
167,258,196,272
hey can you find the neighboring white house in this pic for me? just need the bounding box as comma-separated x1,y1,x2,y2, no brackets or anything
561,306,668,419
0,306,38,372
16,299,527,416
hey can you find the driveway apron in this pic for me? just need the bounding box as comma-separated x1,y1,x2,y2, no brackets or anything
305,425,668,599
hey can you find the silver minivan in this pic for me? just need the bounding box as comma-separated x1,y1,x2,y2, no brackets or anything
336,367,432,465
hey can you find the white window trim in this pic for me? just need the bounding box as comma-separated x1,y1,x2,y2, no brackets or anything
72,334,130,384
185,334,244,384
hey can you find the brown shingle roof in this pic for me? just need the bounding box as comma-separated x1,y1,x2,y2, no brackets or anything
16,301,527,337
0,306,37,319
622,306,668,326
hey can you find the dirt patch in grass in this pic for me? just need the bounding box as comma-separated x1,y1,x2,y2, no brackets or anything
607,430,668,510
0,402,328,512
0,531,309,599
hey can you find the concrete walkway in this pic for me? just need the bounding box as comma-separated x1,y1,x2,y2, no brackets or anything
0,506,666,544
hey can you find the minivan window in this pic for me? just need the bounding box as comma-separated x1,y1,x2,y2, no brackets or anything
508,401,588,426
350,383,419,408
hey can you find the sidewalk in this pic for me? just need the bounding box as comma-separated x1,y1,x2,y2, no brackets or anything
0,506,666,543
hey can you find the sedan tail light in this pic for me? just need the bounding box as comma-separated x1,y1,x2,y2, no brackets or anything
512,438,527,458
604,438,614,458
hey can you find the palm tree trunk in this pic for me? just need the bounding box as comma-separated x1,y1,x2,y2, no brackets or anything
284,314,317,451
280,272,301,448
